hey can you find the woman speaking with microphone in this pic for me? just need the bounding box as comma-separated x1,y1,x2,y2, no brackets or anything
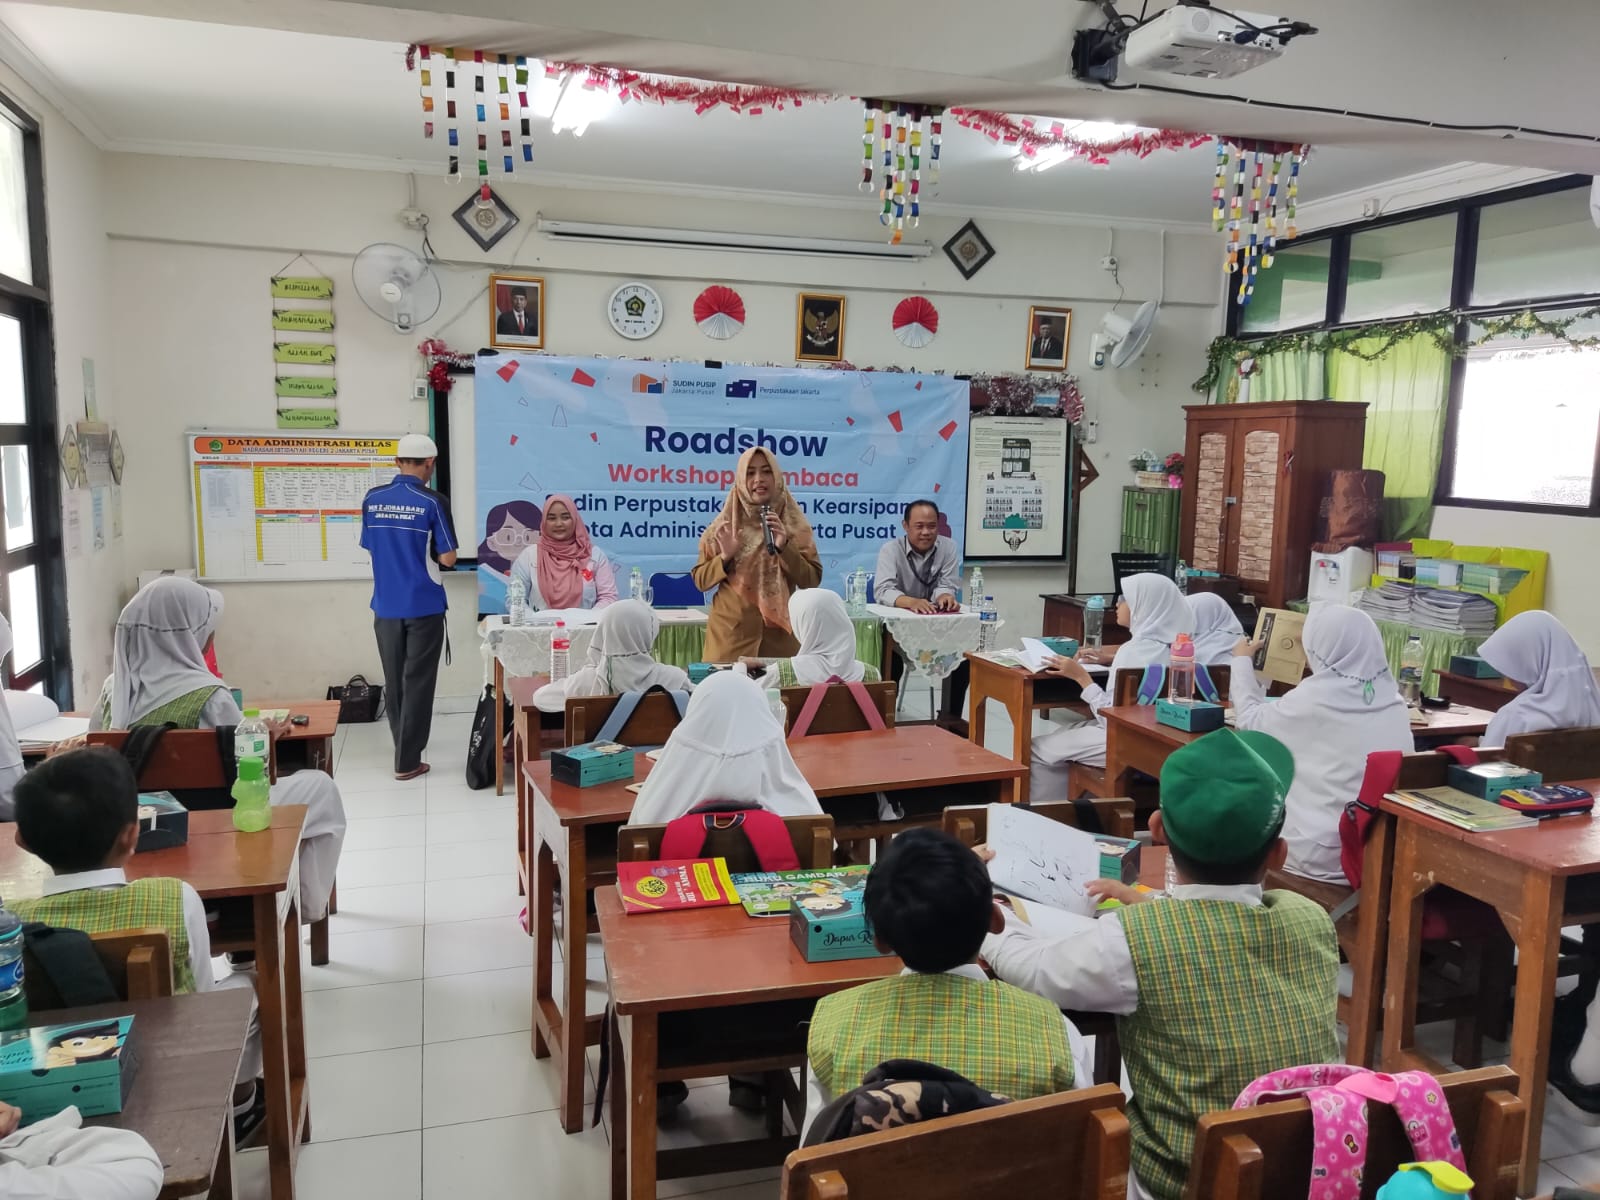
693,447,822,661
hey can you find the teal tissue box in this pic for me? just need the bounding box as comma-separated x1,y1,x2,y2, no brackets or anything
788,889,887,962
550,741,636,788
135,792,189,853
1448,761,1542,802
0,1016,139,1122
1041,637,1079,658
1095,834,1142,886
1155,698,1225,732
1449,655,1501,679
687,663,719,684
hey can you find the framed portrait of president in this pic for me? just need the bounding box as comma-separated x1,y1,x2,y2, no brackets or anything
489,273,545,350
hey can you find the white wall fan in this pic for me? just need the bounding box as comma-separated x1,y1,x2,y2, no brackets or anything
352,243,442,332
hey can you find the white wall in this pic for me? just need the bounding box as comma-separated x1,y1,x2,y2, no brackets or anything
101,154,1222,699
0,65,124,705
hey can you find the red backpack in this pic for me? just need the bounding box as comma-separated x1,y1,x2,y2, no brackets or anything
658,801,802,873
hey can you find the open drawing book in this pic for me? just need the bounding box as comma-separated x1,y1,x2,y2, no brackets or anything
984,803,1102,917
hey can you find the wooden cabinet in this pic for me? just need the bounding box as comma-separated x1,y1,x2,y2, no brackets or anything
1120,485,1182,558
1179,400,1368,610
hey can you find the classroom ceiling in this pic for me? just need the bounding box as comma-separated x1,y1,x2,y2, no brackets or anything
0,0,1576,224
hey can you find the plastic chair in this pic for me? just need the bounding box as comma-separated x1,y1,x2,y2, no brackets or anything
1111,552,1173,596
648,572,704,606
865,573,876,604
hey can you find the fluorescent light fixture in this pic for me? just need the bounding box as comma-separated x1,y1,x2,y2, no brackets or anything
529,68,564,119
550,79,615,136
537,217,932,261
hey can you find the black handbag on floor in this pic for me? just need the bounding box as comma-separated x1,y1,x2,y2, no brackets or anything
465,683,514,790
327,674,384,723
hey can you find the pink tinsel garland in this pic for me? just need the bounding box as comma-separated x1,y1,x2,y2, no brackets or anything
949,110,1212,163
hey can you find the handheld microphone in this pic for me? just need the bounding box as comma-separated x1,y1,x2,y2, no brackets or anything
760,503,779,555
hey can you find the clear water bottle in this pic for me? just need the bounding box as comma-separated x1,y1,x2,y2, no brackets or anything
1163,851,1180,896
629,567,643,602
0,901,25,1031
1399,634,1425,706
506,574,527,627
978,595,999,651
767,688,787,729
1168,633,1196,705
231,756,271,833
234,708,270,762
1174,559,1189,594
847,569,868,616
1083,595,1106,652
551,620,571,682
967,567,985,610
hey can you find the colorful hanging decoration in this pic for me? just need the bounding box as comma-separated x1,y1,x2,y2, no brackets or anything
859,101,944,243
953,110,1210,164
891,296,939,349
406,44,533,183
693,286,746,340
1212,138,1306,307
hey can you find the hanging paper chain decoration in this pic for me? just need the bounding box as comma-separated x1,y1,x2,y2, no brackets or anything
954,110,1211,164
410,44,534,188
892,296,939,349
1213,138,1306,307
859,100,944,244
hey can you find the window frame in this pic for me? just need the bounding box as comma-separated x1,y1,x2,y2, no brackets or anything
1223,173,1600,518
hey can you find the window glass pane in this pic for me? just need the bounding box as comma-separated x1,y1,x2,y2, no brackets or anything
1473,187,1600,305
1343,215,1456,322
0,118,29,286
24,681,40,695
0,316,23,424
1449,318,1600,508
1240,240,1331,333
2,445,31,551
8,563,38,670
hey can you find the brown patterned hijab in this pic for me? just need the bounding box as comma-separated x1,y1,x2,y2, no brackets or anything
698,447,817,633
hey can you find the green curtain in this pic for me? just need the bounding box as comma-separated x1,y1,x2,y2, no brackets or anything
1248,346,1326,403
1326,333,1450,540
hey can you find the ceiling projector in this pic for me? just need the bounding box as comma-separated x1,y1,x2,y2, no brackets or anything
1123,5,1309,78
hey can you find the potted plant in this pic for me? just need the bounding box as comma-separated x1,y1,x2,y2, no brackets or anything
1164,451,1184,488
1129,450,1167,489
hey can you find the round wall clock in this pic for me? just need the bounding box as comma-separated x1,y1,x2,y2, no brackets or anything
607,282,664,340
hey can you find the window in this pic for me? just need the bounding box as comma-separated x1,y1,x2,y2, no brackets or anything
1473,187,1600,306
1240,239,1331,333
1343,215,1456,323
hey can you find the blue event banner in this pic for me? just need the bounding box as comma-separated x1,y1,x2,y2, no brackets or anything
474,355,970,613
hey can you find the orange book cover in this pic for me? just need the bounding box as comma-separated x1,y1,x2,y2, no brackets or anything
616,859,741,914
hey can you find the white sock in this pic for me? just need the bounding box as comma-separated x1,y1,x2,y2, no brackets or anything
232,1081,258,1116
1570,993,1600,1086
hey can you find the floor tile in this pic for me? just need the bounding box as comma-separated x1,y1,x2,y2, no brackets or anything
335,764,429,794
339,789,428,821
336,844,426,889
425,808,517,844
422,965,531,1043
305,1046,422,1139
292,1131,422,1200
232,1147,268,1200
341,814,429,852
426,785,515,814
657,1167,781,1198
1536,1158,1582,1194
424,874,524,924
425,837,515,881
329,883,427,933
422,1031,591,1126
303,979,422,1057
424,915,533,977
421,1112,610,1200
302,924,424,991
1542,1092,1600,1158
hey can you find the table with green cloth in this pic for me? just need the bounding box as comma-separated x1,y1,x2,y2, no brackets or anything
1287,602,1482,694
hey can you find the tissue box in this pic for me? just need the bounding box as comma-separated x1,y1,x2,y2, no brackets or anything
1040,637,1079,658
550,741,636,788
687,663,719,684
1449,655,1501,679
1447,761,1542,802
788,888,887,962
0,1016,139,1122
1095,835,1142,886
1154,699,1225,733
134,792,189,853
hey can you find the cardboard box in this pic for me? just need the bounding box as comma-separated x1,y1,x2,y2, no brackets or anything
134,792,189,853
1448,762,1542,803
550,741,636,788
1155,698,1225,733
788,889,887,962
1094,835,1142,887
0,1016,139,1122
1449,655,1501,679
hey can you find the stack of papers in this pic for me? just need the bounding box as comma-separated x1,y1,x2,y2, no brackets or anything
16,716,89,749
1386,787,1538,833
1411,588,1498,636
1359,582,1416,623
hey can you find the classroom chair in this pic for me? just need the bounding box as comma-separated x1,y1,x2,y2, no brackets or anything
648,571,704,607
1184,1065,1525,1200
779,681,897,737
618,813,835,872
780,1084,1130,1200
1110,552,1173,597
564,690,687,748
85,729,334,967
23,927,174,1007
1503,724,1600,783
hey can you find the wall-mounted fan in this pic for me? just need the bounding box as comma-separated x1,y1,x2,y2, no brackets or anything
352,242,441,332
1091,299,1160,369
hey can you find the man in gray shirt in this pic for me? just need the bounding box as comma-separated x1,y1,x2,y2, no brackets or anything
874,499,968,723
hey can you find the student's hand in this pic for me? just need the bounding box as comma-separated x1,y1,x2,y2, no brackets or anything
714,521,739,564
934,594,961,613
1233,637,1263,660
1042,655,1092,687
1076,645,1112,666
737,656,769,672
47,735,88,758
0,1100,20,1136
898,596,937,615
762,508,787,551
1085,879,1153,907
971,844,995,865
263,716,293,743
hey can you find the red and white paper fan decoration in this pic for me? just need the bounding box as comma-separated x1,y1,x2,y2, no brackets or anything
694,285,746,339
892,295,939,349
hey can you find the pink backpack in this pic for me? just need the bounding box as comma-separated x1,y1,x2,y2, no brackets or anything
1233,1065,1465,1200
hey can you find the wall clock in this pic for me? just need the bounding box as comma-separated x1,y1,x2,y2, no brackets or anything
607,282,664,339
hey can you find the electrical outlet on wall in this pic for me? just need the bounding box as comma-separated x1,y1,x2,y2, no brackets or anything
1083,419,1100,444
413,377,430,403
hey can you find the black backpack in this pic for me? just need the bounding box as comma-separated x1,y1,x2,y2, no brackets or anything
119,722,239,811
803,1059,1010,1147
21,923,120,1007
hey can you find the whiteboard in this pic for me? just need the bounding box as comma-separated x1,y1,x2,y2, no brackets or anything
186,432,399,582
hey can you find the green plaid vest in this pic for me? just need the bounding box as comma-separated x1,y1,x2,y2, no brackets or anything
807,972,1074,1099
97,682,223,731
775,660,882,688
1117,891,1340,1200
12,877,196,993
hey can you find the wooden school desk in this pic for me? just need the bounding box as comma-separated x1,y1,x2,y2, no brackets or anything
24,989,256,1199
1376,778,1600,1195
597,887,901,1200
966,653,1111,803
265,699,340,774
0,808,312,1200
1040,594,1131,648
524,725,1025,1133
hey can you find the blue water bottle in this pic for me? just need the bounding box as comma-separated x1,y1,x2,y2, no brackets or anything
0,900,26,1031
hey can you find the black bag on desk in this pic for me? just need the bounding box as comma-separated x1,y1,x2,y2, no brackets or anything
465,683,514,791
327,674,384,724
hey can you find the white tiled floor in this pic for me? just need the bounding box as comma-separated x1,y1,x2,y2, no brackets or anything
224,698,1600,1199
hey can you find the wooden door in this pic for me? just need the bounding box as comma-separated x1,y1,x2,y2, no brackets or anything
1186,421,1233,575
1231,420,1286,592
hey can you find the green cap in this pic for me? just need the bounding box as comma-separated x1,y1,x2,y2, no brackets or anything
243,708,260,718
1158,727,1294,866
237,757,266,781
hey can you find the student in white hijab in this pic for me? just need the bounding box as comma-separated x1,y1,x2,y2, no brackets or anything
0,616,22,821
1189,592,1245,667
750,589,881,689
533,600,691,713
1479,610,1600,746
1028,574,1194,795
89,577,346,922
629,668,821,825
1230,604,1413,883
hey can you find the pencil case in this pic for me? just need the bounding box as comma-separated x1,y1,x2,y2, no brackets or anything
1496,784,1593,817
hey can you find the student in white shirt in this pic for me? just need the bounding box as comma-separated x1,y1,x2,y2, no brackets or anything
0,1101,163,1200
1187,592,1244,666
1478,609,1600,745
749,588,882,688
532,600,691,713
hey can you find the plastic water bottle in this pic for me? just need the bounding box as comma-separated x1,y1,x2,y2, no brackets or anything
231,756,271,833
1174,559,1189,594
1083,595,1106,652
967,567,985,610
978,595,999,652
0,901,25,1031
507,574,527,627
1399,634,1425,706
1168,633,1196,704
551,620,571,683
766,688,787,729
234,709,270,762
629,567,644,602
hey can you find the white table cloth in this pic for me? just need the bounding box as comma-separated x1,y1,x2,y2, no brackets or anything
867,603,999,683
480,609,709,678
